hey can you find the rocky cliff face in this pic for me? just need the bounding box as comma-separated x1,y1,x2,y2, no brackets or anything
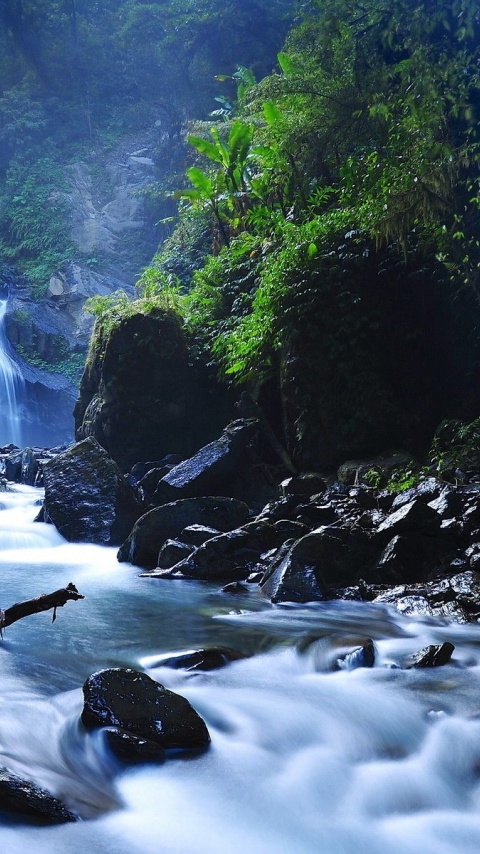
2,124,180,445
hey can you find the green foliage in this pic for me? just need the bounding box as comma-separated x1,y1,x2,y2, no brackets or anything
15,344,85,384
0,155,73,294
84,267,184,337
430,418,480,481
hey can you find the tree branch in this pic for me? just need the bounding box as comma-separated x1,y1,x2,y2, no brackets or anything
0,583,85,632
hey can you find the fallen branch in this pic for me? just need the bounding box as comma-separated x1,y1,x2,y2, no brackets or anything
0,583,85,633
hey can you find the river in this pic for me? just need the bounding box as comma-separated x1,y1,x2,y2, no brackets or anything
1,485,480,853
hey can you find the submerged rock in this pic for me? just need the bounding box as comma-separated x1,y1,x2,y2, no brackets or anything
0,768,77,824
82,668,210,754
42,437,141,544
152,647,249,671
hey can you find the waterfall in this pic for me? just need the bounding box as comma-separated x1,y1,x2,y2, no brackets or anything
0,299,24,446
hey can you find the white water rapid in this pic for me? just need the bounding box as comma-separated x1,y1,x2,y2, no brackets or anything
0,300,24,447
2,487,480,852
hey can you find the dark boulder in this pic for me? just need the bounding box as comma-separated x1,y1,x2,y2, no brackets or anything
118,496,249,569
75,309,234,471
180,524,221,547
407,642,455,668
166,520,280,581
82,668,210,753
368,533,446,584
157,539,192,569
262,525,375,604
153,419,259,504
42,438,141,544
376,499,441,539
280,473,327,498
390,477,443,510
0,768,76,824
102,728,166,765
427,487,465,520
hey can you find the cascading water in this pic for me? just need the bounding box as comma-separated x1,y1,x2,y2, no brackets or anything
2,487,480,853
0,300,24,447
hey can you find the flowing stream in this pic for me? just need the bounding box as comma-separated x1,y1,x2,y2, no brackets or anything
2,487,480,852
0,300,24,448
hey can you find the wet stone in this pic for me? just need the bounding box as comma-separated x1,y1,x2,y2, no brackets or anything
0,768,77,824
82,668,210,754
407,642,455,669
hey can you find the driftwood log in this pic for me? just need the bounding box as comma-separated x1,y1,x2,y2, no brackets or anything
0,583,84,633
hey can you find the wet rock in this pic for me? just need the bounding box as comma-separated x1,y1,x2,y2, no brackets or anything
280,473,327,497
153,419,259,504
255,496,303,523
168,520,280,581
293,502,338,527
118,496,249,569
4,449,22,482
42,437,141,544
427,487,465,520
82,668,210,753
0,768,77,824
376,499,441,539
407,642,455,668
449,571,480,609
102,728,166,765
262,525,375,604
221,581,248,594
338,638,375,670
180,524,221,547
152,647,249,671
157,539,192,569
348,486,378,510
390,477,442,510
370,534,436,584
20,448,40,486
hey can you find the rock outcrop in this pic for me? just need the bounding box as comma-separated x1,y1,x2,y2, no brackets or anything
74,308,234,470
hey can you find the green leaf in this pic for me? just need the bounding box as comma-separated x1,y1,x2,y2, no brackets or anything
187,135,224,165
263,101,283,125
186,167,214,196
277,52,298,76
307,242,318,258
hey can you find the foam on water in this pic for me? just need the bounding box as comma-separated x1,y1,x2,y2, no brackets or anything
1,486,480,853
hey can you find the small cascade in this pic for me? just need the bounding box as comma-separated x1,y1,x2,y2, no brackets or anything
0,299,24,446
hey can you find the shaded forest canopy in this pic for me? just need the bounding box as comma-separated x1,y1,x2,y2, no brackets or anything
2,0,480,464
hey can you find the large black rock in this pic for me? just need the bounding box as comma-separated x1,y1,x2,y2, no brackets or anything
0,768,76,824
75,310,234,471
262,525,375,603
42,437,141,544
82,668,210,753
153,419,259,503
166,520,280,581
118,495,249,569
